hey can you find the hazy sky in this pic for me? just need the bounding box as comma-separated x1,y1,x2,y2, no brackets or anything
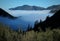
0,0,60,9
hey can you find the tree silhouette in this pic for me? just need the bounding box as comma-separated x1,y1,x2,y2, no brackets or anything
27,24,33,31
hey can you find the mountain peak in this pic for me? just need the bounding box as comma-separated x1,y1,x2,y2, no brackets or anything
23,5,30,7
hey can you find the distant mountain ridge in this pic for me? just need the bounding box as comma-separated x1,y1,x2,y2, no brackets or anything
0,8,17,19
47,5,60,10
9,5,60,13
47,5,60,13
9,5,45,10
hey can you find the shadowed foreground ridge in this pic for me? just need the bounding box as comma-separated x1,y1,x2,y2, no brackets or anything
0,8,17,19
34,10,60,31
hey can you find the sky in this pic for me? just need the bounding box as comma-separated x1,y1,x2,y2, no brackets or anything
0,0,60,9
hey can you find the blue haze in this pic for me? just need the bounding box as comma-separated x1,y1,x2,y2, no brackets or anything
0,10,53,30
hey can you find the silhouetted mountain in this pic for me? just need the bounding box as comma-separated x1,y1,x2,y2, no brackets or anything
0,8,17,19
47,5,60,13
33,10,60,31
9,5,45,10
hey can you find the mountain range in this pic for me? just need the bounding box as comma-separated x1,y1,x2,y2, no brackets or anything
9,5,45,10
9,5,60,13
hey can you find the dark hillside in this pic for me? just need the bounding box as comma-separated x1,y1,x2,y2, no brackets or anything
33,10,60,31
0,8,17,19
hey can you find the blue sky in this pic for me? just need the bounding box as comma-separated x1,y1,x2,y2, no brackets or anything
0,0,60,9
